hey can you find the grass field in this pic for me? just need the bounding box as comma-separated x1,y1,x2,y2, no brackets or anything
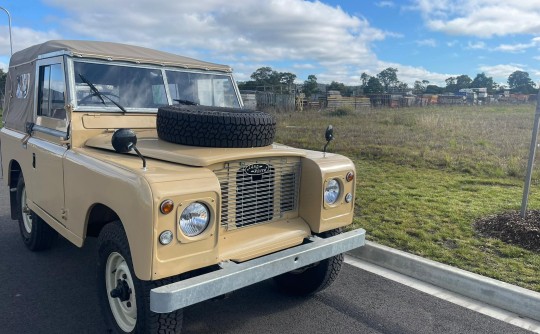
274,104,540,292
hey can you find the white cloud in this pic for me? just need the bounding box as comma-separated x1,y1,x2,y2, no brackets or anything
376,1,395,8
415,39,437,47
377,61,454,86
466,41,486,50
292,63,316,69
447,40,458,47
0,0,453,86
0,25,61,57
478,64,525,82
37,0,394,84
494,37,540,53
412,0,540,37
45,0,384,64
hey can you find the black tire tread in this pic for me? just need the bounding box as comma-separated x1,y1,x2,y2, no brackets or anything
16,176,58,251
274,228,344,296
156,105,276,148
97,221,183,334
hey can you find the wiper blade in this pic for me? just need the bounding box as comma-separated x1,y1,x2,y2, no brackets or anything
78,74,127,113
173,99,198,106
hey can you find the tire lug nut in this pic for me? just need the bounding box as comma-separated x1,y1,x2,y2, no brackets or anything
122,274,127,279
127,302,131,308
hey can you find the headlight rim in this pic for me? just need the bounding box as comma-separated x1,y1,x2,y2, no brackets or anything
324,178,342,205
178,201,211,238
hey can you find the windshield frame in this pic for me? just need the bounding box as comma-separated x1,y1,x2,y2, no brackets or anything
67,57,242,113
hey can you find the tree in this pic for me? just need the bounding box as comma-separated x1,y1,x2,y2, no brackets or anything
364,77,384,94
360,72,370,86
377,67,398,92
425,85,444,94
471,72,495,93
303,74,319,98
250,67,275,85
395,81,409,92
0,69,6,100
444,75,471,93
508,70,536,93
444,77,456,93
279,72,297,86
238,67,298,92
413,80,429,94
455,75,472,91
327,81,353,96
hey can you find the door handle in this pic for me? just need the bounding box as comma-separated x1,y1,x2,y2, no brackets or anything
32,153,36,168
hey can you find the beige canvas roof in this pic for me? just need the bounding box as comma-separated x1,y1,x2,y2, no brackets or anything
9,40,231,72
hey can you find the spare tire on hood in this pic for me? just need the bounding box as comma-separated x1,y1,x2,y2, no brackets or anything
156,105,276,148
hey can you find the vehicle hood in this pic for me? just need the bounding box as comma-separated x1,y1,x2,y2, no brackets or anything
85,129,306,167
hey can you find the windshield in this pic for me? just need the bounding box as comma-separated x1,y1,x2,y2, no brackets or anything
166,71,240,108
74,62,167,109
73,61,240,111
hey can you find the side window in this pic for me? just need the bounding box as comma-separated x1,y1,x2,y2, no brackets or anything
38,63,66,120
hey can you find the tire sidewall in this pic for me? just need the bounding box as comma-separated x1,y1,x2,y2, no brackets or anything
16,177,33,245
96,221,182,334
274,228,344,296
156,105,276,148
98,224,140,333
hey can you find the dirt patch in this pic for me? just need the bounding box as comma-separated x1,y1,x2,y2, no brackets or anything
474,210,540,252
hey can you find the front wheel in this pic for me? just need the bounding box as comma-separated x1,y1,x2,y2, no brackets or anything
273,228,344,296
97,221,183,333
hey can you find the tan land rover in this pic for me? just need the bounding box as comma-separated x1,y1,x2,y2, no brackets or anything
0,40,365,333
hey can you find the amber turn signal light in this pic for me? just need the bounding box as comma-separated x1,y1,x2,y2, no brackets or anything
160,199,174,214
346,171,354,182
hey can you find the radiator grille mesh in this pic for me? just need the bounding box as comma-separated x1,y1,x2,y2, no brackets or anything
214,158,301,229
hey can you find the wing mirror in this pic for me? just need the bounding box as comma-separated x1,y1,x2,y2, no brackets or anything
112,129,147,170
323,125,334,156
325,125,334,142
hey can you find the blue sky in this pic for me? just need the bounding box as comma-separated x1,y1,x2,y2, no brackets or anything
1,0,540,87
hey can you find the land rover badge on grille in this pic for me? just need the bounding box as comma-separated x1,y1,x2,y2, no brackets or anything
245,163,270,175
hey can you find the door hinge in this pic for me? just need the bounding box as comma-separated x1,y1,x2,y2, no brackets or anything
61,208,68,220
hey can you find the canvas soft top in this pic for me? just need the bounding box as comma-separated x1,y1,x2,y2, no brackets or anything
9,40,231,72
2,40,232,132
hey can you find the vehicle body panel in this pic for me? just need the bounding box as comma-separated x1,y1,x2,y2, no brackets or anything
0,40,361,285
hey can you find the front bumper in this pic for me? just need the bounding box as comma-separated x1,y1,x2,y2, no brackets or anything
150,228,366,313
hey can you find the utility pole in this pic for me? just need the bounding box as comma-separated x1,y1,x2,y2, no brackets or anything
520,92,540,217
0,6,13,56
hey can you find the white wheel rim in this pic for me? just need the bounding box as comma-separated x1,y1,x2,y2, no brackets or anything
21,187,32,234
105,252,137,332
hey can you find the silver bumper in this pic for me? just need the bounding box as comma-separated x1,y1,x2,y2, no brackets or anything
150,228,366,313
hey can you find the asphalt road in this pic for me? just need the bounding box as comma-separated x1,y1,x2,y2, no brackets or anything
0,182,530,334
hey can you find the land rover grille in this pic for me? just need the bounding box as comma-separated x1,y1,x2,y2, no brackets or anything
214,158,301,229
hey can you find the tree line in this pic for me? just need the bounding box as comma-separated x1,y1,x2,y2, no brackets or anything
238,66,538,97
0,66,535,103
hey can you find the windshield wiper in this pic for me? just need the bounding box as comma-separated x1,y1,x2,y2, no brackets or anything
173,99,198,106
78,74,127,113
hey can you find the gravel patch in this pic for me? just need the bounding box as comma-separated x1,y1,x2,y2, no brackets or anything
474,210,540,252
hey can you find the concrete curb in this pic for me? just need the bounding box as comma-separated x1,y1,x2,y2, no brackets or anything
347,241,540,323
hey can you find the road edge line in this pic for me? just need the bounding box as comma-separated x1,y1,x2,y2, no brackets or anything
347,241,540,323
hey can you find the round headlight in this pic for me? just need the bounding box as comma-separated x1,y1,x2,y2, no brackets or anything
324,179,341,205
179,202,210,237
159,230,173,245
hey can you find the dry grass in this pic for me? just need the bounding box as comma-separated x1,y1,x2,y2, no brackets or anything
276,105,535,179
273,104,540,292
